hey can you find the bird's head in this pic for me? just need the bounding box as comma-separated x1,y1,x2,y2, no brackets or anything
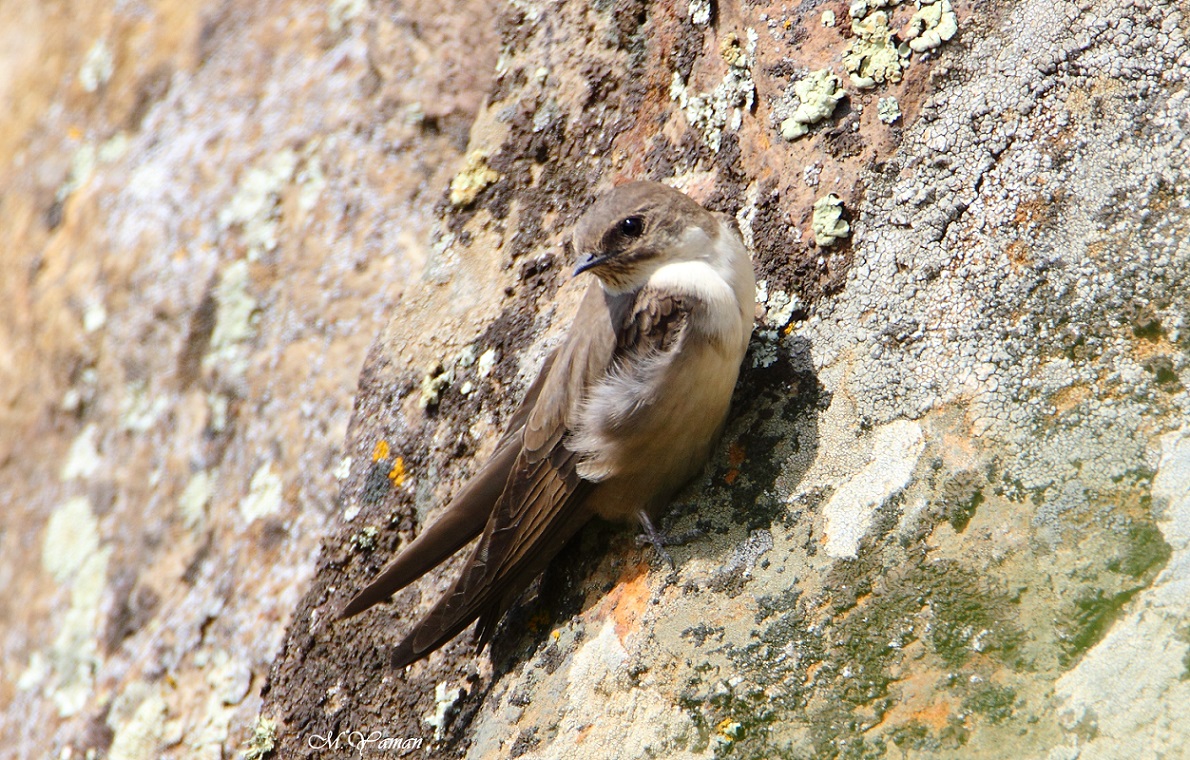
571,181,717,293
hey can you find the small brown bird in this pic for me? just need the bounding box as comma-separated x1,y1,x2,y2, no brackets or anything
339,181,756,667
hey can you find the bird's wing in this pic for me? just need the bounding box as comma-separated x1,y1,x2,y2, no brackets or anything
390,284,619,666
615,288,692,357
337,349,561,621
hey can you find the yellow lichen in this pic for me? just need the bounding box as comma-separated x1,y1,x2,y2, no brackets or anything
449,151,499,207
372,439,390,462
388,456,406,487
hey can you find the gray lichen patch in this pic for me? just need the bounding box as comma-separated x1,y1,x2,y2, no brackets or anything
670,30,757,152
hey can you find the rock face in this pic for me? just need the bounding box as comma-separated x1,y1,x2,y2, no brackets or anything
2,0,1187,758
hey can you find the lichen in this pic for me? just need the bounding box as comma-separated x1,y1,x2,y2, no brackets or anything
843,10,905,88
218,150,299,259
449,151,500,207
204,260,259,378
108,682,168,760
351,526,379,551
425,682,465,742
475,347,498,379
811,193,850,247
42,496,101,582
757,280,802,330
780,69,846,141
48,547,111,716
822,420,924,558
388,456,407,487
670,31,757,152
878,95,902,124
242,716,277,760
418,363,453,408
1057,587,1143,666
61,424,101,481
962,682,1018,725
79,39,114,93
327,0,367,33
239,463,283,523
906,0,959,53
120,380,169,432
179,470,214,530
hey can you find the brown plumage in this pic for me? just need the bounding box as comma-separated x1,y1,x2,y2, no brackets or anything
339,181,756,668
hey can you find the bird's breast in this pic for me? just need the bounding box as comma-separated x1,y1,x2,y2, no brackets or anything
574,317,746,521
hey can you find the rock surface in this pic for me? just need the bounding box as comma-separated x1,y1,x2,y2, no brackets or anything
1,0,1187,758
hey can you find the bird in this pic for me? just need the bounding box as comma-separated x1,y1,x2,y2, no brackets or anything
338,180,757,668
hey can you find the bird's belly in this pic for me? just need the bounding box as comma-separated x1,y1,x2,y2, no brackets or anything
578,342,741,522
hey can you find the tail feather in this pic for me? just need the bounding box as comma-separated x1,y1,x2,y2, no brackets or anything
338,439,521,620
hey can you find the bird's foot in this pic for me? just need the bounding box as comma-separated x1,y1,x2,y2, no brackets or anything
635,510,704,570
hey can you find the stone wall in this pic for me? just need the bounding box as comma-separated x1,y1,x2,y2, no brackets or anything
2,0,1187,758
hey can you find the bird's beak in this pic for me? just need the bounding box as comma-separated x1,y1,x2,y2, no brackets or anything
573,252,608,277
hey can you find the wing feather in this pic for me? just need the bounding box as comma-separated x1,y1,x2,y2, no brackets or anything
383,283,699,666
389,283,616,666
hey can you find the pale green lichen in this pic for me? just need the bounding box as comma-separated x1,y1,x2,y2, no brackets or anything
207,392,231,433
351,525,379,551
219,150,299,259
418,363,453,408
239,463,282,522
849,0,903,18
57,144,97,202
780,69,846,141
670,31,757,152
822,10,837,27
79,39,114,92
327,0,367,33
180,470,214,530
476,348,498,379
37,496,110,715
204,260,258,378
98,131,129,162
42,496,100,582
108,682,168,760
811,193,851,247
878,95,903,124
61,424,101,481
756,280,802,330
753,280,801,368
426,682,465,742
120,380,169,432
296,147,326,214
82,300,107,333
189,650,254,754
449,151,500,207
56,133,130,204
906,0,959,52
242,717,277,760
843,11,905,88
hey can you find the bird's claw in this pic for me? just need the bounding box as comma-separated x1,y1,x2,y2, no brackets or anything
635,510,704,569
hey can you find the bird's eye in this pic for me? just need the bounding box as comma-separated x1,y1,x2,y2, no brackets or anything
617,216,644,238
